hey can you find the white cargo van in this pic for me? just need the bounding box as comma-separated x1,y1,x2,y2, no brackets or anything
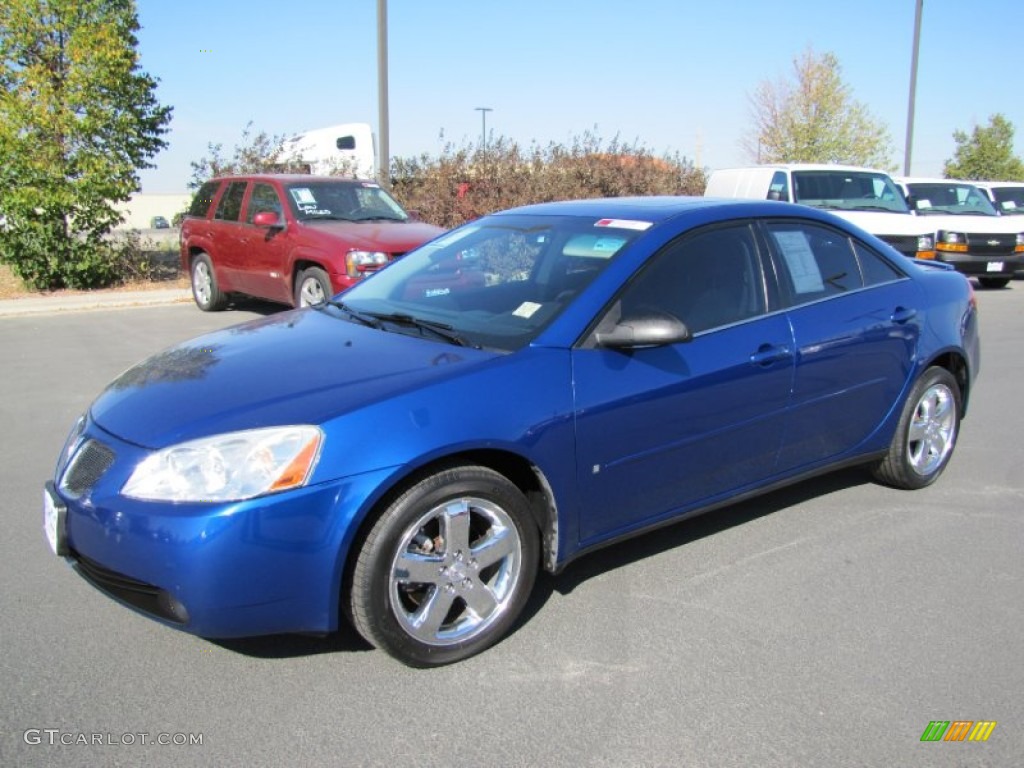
896,177,1024,288
705,164,935,260
282,122,376,178
973,180,1024,217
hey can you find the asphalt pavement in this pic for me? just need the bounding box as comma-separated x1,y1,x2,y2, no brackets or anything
1,288,1022,767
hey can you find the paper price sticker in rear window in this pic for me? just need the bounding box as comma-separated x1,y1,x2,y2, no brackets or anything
595,218,652,231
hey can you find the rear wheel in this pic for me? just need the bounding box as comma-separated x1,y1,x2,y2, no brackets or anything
871,366,961,489
349,464,539,667
190,253,226,311
978,277,1010,289
295,267,331,307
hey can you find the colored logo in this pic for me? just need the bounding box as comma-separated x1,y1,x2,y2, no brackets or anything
920,721,997,742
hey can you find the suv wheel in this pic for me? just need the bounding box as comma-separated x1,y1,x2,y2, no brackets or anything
295,267,332,307
191,254,226,311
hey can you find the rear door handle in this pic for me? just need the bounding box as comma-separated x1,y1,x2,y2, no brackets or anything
891,307,917,324
749,344,792,366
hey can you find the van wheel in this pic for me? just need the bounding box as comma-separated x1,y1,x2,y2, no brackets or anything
349,464,539,667
978,277,1010,289
191,254,226,311
295,267,332,307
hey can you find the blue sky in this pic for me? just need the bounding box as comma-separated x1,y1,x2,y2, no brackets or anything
135,0,1024,193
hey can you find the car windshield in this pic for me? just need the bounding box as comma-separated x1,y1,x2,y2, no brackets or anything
284,180,409,222
991,186,1024,215
337,213,643,352
908,183,999,217
792,171,911,213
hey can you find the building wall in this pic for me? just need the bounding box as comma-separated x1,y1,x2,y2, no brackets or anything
114,193,192,229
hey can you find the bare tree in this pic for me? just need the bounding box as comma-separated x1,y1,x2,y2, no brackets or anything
743,47,893,169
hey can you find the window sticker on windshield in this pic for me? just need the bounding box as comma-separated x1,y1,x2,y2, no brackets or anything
360,182,380,188
916,198,933,209
563,234,626,258
513,301,542,319
595,218,652,231
290,188,317,205
772,230,825,293
1002,201,1018,210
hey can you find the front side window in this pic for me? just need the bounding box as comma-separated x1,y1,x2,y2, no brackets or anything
615,224,767,335
340,213,643,351
246,183,283,223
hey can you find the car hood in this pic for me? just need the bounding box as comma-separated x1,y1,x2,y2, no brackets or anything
89,308,495,449
827,209,932,237
300,219,444,252
911,213,1024,234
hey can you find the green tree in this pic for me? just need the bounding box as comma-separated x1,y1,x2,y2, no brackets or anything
943,114,1024,180
0,0,171,290
744,47,893,169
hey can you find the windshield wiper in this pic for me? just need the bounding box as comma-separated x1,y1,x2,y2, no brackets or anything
350,214,406,222
324,300,382,328
849,204,900,212
366,311,477,348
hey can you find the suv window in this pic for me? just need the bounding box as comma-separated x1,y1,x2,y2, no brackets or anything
246,183,283,224
619,224,766,334
214,181,247,222
188,181,220,218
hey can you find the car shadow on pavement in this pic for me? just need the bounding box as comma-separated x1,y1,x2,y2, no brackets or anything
522,466,873,616
207,466,871,661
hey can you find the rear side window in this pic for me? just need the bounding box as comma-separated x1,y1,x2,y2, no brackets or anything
188,181,220,218
214,182,247,222
767,222,906,306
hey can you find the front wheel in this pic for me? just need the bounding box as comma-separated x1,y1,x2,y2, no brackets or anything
871,366,961,489
978,277,1010,289
349,464,539,667
294,267,331,307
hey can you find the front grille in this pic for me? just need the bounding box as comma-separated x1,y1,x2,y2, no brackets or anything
72,551,186,624
966,232,1016,256
59,439,114,497
879,235,917,256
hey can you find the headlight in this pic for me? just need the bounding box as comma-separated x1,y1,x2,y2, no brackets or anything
936,231,968,252
916,234,934,251
346,250,388,277
122,426,323,502
1015,233,1024,252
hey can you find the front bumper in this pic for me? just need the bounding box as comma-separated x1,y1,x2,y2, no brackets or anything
49,419,392,638
932,251,1021,277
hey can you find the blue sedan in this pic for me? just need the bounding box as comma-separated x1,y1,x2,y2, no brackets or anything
45,197,980,666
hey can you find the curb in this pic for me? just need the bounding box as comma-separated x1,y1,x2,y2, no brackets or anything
0,289,193,317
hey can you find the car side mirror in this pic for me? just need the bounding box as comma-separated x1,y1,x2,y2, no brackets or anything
253,211,283,228
595,311,692,349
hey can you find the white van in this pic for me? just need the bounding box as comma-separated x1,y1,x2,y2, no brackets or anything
896,177,1024,288
282,122,376,178
705,164,935,260
972,180,1024,217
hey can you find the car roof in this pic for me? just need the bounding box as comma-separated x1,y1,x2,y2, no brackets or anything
897,176,982,186
714,163,895,175
210,174,375,184
497,195,774,223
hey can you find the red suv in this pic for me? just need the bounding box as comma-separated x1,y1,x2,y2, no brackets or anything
180,175,445,310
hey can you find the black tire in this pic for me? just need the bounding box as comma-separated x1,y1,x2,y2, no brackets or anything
349,464,539,667
294,266,332,307
978,277,1010,289
871,366,961,489
190,253,227,311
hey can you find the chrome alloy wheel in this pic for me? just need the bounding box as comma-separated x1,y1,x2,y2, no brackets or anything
298,277,326,307
388,497,522,646
192,261,213,305
906,382,957,476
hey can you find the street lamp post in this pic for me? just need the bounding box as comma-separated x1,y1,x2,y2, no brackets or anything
904,0,924,176
475,107,492,151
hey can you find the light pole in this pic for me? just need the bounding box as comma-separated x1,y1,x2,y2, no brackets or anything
475,107,492,151
904,0,924,176
377,0,389,186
